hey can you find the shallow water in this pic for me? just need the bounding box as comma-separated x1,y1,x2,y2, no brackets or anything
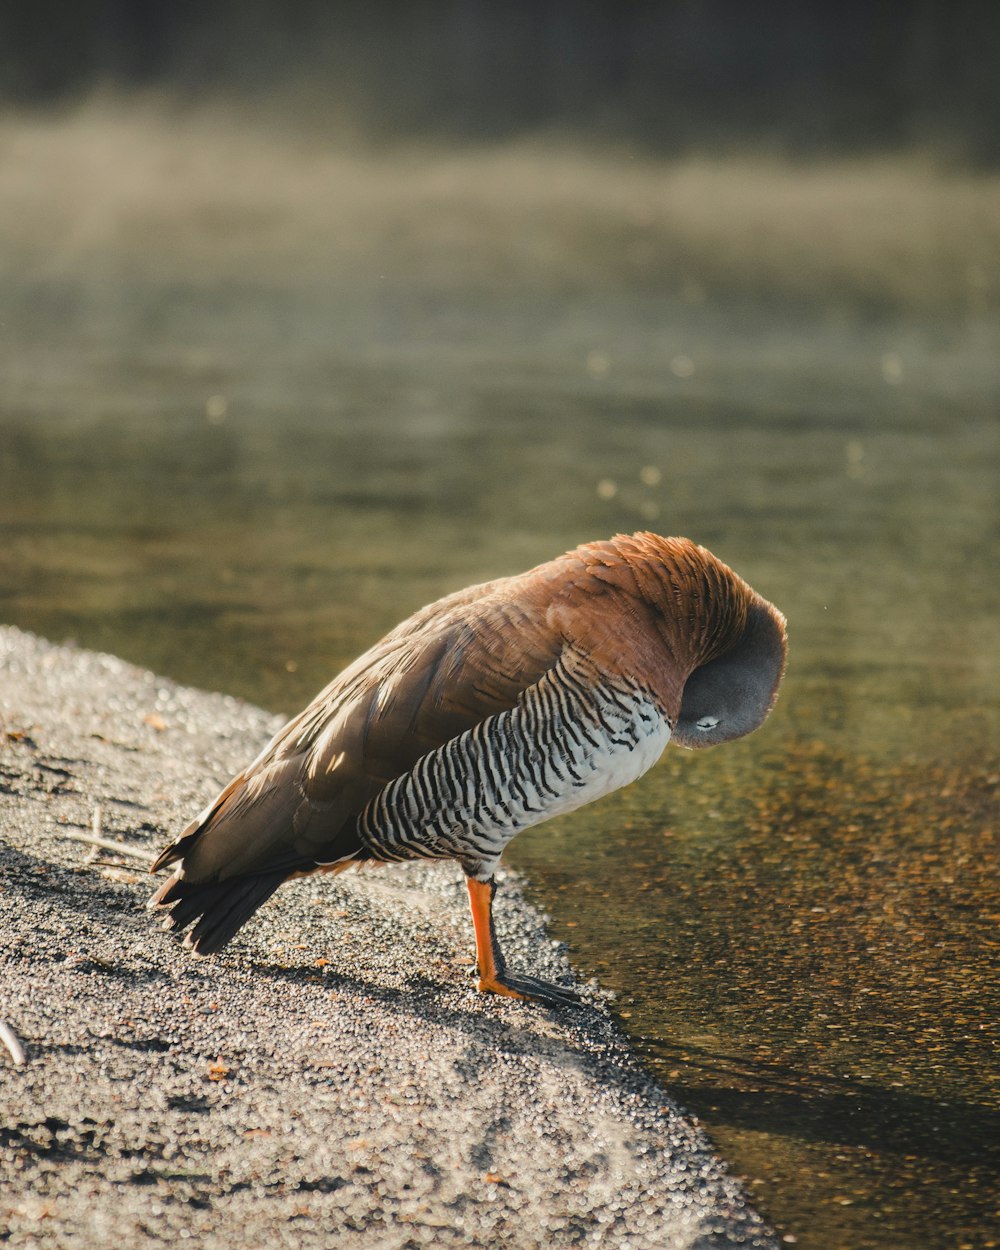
1,117,998,1248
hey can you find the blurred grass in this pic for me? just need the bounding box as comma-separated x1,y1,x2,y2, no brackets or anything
1,101,998,319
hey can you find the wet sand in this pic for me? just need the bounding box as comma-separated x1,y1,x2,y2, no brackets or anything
0,625,777,1249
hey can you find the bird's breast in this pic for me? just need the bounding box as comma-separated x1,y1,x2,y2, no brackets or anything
354,656,672,873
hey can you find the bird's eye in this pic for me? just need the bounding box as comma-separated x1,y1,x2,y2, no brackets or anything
696,716,720,731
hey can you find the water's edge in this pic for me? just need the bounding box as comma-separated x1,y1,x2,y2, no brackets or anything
0,623,780,1250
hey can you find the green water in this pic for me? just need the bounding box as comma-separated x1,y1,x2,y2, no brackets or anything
1,115,998,1249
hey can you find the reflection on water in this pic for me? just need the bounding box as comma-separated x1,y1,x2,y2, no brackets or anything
515,743,999,1247
1,113,998,1250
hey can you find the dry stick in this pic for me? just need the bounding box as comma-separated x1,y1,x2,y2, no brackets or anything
85,805,103,863
0,1020,27,1066
53,828,158,864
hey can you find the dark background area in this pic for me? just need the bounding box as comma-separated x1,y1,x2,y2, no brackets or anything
2,0,999,159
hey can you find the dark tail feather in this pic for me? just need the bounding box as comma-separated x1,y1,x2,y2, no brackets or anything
148,871,287,955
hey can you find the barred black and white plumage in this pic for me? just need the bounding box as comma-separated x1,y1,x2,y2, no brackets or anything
356,652,668,877
148,532,787,1005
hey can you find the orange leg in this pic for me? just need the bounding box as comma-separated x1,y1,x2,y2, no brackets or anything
466,876,581,1008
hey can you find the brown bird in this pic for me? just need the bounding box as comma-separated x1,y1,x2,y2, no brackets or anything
149,532,786,1005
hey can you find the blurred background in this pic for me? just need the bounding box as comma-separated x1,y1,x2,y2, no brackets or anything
1,4,998,1249
3,0,1000,159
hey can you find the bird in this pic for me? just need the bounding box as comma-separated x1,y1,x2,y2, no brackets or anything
148,532,786,1006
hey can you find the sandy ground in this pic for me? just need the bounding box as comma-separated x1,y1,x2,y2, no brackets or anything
0,625,777,1249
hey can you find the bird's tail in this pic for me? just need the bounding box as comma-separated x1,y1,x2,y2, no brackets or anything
147,870,288,956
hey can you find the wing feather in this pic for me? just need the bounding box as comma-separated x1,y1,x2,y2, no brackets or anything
157,582,564,882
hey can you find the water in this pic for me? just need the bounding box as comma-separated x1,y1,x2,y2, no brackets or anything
2,111,998,1249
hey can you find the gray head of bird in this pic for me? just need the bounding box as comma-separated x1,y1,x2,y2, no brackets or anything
671,596,787,750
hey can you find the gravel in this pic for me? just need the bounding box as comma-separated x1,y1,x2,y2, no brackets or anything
0,625,778,1249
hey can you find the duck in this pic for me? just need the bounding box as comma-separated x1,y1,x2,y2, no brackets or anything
149,532,786,1006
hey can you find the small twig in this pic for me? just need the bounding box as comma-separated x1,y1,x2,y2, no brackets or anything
85,806,103,863
53,828,158,864
0,1020,26,1066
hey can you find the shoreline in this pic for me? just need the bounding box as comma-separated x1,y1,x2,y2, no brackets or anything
1,624,778,1249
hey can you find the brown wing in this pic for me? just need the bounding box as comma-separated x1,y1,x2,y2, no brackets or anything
153,575,565,884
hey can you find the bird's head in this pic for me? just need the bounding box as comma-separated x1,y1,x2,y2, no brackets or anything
670,595,787,749
550,531,787,749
